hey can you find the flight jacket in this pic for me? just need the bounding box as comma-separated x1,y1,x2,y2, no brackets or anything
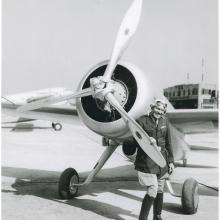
134,112,174,178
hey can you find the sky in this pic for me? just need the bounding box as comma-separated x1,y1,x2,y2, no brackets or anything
2,0,218,95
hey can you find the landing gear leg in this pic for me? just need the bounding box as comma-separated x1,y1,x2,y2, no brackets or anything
58,144,118,199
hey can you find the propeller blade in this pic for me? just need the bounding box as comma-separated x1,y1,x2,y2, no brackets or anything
16,87,92,112
103,0,143,80
105,92,166,167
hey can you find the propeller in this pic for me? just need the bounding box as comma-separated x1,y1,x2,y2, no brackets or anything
102,0,165,167
105,93,166,167
16,88,92,112
103,0,143,80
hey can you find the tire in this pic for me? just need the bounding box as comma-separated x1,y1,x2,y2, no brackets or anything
58,168,79,199
181,178,199,214
52,123,62,131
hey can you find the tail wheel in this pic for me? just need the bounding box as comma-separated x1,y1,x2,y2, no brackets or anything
181,178,199,214
58,168,79,199
52,122,62,131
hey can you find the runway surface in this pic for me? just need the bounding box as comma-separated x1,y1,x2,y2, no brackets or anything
2,116,218,220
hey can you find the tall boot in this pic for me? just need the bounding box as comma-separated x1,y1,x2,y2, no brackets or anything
153,193,163,220
139,194,155,220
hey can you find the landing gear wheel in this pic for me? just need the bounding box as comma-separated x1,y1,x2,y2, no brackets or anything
181,178,199,214
58,168,79,199
52,122,62,131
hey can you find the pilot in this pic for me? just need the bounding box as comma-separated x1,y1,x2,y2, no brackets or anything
134,99,175,220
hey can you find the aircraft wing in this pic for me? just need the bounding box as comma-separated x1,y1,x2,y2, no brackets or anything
2,90,218,162
2,102,78,125
3,94,218,130
167,108,218,134
166,108,218,162
2,88,78,125
2,88,70,105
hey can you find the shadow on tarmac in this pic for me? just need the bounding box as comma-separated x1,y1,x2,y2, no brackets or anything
2,166,218,197
2,181,139,220
163,202,185,214
2,122,53,132
2,166,218,219
64,198,139,220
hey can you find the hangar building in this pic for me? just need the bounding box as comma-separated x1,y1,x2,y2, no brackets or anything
163,83,218,109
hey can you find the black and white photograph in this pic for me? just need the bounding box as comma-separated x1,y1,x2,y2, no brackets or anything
2,0,218,219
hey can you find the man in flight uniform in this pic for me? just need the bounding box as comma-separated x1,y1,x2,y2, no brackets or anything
135,99,175,220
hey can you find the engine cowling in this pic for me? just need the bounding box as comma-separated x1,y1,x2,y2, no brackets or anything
75,60,155,141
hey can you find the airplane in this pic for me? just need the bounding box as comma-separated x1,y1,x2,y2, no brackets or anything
1,87,76,130
2,0,218,215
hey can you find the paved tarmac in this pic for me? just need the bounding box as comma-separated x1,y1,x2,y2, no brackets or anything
2,116,219,220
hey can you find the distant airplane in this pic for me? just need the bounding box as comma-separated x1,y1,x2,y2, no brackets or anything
1,87,76,130
1,0,218,214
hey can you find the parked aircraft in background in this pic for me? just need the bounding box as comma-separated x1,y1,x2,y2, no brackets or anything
2,87,76,130
1,0,218,214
